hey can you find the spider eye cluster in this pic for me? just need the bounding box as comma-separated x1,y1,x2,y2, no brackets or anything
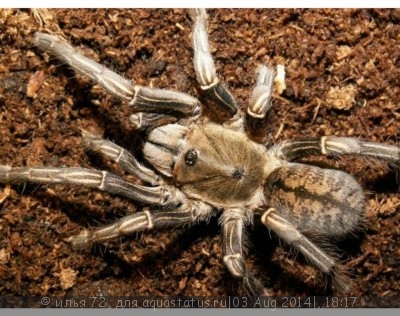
185,149,198,166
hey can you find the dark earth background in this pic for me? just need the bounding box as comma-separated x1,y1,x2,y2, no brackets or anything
0,9,399,306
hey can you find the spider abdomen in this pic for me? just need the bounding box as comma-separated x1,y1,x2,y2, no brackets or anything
264,164,365,238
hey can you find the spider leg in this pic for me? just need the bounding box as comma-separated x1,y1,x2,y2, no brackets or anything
245,65,276,141
33,32,201,118
129,112,178,131
0,166,185,207
189,9,238,116
221,209,271,296
277,136,400,165
247,65,275,120
69,200,215,250
260,207,351,294
81,129,161,186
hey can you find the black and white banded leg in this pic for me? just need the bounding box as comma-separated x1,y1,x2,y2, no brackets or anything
277,136,400,165
70,200,215,250
260,207,351,294
220,209,270,296
189,9,238,116
33,32,201,118
245,65,276,141
129,112,179,132
247,65,275,120
0,166,185,207
81,129,162,186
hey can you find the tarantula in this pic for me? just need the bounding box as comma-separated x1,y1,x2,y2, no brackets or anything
1,9,399,296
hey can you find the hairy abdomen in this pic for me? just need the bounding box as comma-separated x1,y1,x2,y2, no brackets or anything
264,164,365,238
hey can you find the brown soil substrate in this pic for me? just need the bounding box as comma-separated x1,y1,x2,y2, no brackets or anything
0,9,399,305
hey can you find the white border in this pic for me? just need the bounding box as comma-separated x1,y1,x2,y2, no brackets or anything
4,0,400,8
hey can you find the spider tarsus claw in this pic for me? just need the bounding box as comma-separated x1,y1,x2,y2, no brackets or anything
80,128,96,139
331,268,353,294
0,165,11,182
188,8,207,24
67,230,91,251
33,32,57,50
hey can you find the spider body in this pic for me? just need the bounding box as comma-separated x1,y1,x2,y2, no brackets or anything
145,122,271,207
264,163,365,236
1,9,399,296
